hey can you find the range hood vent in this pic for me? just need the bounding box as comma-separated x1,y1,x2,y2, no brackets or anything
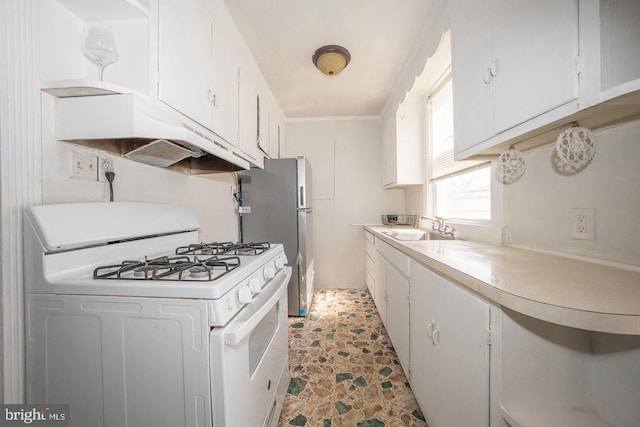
54,91,249,173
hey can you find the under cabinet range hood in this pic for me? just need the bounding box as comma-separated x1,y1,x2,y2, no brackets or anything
54,92,250,173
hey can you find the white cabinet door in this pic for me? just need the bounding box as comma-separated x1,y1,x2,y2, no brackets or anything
238,69,259,161
409,263,439,419
257,95,269,156
381,115,396,187
158,0,212,127
491,0,579,134
373,250,387,327
385,262,410,376
380,99,423,188
211,17,239,147
364,232,376,297
450,0,494,151
410,260,491,427
600,0,640,98
269,113,280,159
451,0,579,157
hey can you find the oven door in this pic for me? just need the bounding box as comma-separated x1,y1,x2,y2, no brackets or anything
210,266,291,427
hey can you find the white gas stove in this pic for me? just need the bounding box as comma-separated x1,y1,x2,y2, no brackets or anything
24,202,291,427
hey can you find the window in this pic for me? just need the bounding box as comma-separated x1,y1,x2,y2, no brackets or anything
434,167,491,220
428,77,491,221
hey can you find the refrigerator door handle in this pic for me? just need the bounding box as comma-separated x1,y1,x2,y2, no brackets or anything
299,186,304,207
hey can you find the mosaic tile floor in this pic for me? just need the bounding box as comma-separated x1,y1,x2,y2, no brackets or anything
277,289,427,427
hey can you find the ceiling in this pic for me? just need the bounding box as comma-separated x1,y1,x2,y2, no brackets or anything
223,0,436,119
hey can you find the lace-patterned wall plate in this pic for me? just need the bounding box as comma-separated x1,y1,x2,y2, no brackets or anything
496,148,526,184
555,126,596,170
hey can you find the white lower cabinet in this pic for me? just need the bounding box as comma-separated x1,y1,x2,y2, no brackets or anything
410,259,491,427
373,249,387,327
373,238,411,380
385,262,410,375
364,231,376,297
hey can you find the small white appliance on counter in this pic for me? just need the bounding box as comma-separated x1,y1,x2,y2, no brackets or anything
24,202,291,427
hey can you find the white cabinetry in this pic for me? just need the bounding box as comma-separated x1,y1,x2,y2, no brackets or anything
381,98,423,188
374,238,411,376
410,260,491,427
364,231,376,297
269,112,282,159
451,0,640,160
210,12,239,147
599,0,640,100
158,0,213,127
238,69,259,163
385,261,410,375
257,95,269,156
451,0,580,159
158,0,241,149
157,0,283,166
373,250,387,327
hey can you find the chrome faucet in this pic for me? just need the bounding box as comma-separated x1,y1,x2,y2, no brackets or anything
420,216,455,237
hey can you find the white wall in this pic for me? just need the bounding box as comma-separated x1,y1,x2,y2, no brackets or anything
506,119,640,267
285,118,404,288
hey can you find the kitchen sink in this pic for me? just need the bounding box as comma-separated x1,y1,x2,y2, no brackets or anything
381,229,453,241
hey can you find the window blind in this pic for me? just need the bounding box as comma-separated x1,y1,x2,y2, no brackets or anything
429,79,487,180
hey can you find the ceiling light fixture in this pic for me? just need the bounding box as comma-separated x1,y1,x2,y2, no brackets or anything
312,45,351,76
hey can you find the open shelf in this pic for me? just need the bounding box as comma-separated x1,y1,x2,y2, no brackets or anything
502,404,614,427
56,0,150,20
41,79,137,98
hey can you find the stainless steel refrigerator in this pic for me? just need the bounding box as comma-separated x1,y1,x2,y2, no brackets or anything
239,157,314,316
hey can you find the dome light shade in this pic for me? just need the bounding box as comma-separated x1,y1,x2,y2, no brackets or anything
312,45,351,76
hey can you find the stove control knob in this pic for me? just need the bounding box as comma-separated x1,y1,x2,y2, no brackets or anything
238,285,252,304
263,266,276,280
275,257,285,269
248,278,262,294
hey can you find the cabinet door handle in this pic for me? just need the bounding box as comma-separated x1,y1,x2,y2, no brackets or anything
483,59,500,84
483,68,493,85
432,322,441,350
489,59,499,77
207,90,218,107
427,318,436,339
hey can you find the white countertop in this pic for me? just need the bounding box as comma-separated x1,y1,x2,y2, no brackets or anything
364,225,640,335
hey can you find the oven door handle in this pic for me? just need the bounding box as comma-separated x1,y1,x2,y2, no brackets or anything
224,266,292,346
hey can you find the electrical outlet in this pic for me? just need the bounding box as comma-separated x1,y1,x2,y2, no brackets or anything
98,156,114,182
71,152,98,180
572,208,595,240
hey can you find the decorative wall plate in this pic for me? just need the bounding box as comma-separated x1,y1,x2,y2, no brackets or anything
555,126,596,170
496,148,526,184
550,148,594,176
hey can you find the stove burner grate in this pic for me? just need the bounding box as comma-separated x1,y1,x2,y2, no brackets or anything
176,241,270,256
93,254,241,282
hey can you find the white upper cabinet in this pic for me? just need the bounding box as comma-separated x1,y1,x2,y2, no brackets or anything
257,95,269,156
600,0,640,100
491,0,579,133
158,0,213,128
238,69,259,162
156,0,283,166
451,0,580,159
381,97,423,188
268,111,281,159
451,0,640,160
211,13,240,147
